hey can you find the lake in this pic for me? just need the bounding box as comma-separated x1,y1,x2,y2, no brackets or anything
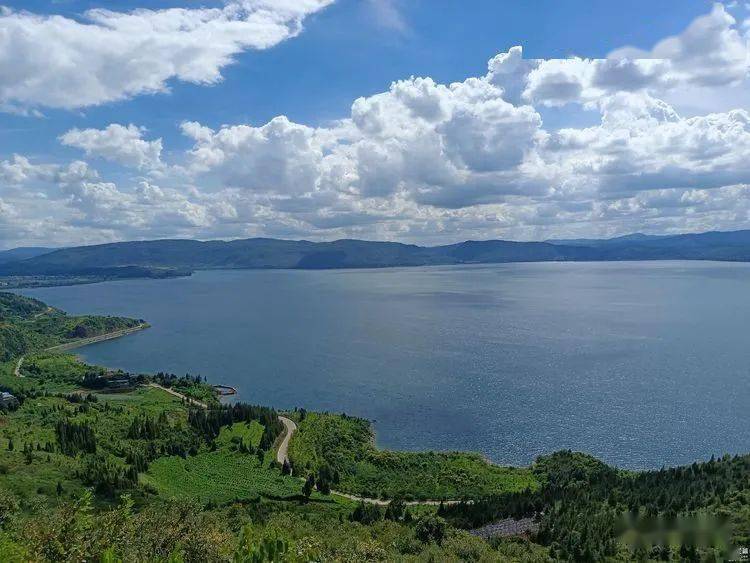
19,261,750,469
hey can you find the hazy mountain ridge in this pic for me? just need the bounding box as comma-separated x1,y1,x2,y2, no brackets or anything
0,247,57,264
2,230,750,278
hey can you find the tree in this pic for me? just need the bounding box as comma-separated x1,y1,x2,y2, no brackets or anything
302,475,315,500
415,515,446,545
7,438,12,451
233,525,289,563
385,497,406,521
316,464,333,495
350,502,382,525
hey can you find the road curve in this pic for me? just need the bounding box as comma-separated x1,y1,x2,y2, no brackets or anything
276,416,297,465
273,415,462,506
14,356,24,378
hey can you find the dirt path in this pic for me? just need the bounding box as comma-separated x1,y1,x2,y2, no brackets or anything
147,383,207,409
46,323,149,353
32,307,54,320
276,416,296,465
14,356,24,378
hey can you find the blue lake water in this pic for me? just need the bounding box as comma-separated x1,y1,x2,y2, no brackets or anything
19,261,750,469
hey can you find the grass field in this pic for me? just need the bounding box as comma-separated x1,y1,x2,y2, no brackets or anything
0,394,88,502
216,421,264,449
142,450,313,505
288,412,539,500
13,352,105,393
0,365,336,512
0,380,192,505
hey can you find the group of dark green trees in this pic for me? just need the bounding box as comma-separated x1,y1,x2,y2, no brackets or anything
188,403,284,449
439,450,750,561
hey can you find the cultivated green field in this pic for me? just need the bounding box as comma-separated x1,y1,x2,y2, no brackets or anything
143,450,311,505
216,421,264,449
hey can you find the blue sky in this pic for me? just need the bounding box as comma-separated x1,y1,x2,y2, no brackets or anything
0,0,715,157
0,0,748,248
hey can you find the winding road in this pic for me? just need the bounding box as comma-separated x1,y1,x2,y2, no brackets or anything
13,356,24,378
276,416,296,465
272,414,461,506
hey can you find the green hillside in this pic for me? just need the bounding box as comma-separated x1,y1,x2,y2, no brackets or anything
2,230,750,283
0,292,144,362
0,294,748,561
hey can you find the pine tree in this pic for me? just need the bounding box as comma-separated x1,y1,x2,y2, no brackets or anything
302,474,315,500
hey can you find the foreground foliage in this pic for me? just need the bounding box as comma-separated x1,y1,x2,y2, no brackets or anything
440,450,750,561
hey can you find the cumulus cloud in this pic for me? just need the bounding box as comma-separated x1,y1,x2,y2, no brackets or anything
181,117,323,193
182,75,545,209
0,154,242,247
170,4,750,241
2,3,750,248
60,124,163,170
522,4,748,107
0,0,334,110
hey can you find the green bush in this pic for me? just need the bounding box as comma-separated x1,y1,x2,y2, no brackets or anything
415,514,447,544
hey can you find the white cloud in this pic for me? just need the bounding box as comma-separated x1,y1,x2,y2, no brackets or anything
60,124,163,170
522,3,748,107
0,154,48,184
610,3,747,87
2,4,750,247
183,75,544,208
182,116,323,193
0,1,334,111
366,0,409,34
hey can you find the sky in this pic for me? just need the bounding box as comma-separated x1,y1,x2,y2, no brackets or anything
0,0,749,249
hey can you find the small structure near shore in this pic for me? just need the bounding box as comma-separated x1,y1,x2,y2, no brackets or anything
213,384,237,396
85,371,138,391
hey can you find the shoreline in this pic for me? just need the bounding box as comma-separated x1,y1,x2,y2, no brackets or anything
46,323,150,353
6,258,750,290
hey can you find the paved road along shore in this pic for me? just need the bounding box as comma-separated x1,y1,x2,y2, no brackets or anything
46,323,149,353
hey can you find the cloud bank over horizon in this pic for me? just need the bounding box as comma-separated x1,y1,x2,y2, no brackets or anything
0,2,749,248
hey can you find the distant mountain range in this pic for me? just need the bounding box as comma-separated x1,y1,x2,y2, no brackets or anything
0,247,58,265
2,230,750,280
